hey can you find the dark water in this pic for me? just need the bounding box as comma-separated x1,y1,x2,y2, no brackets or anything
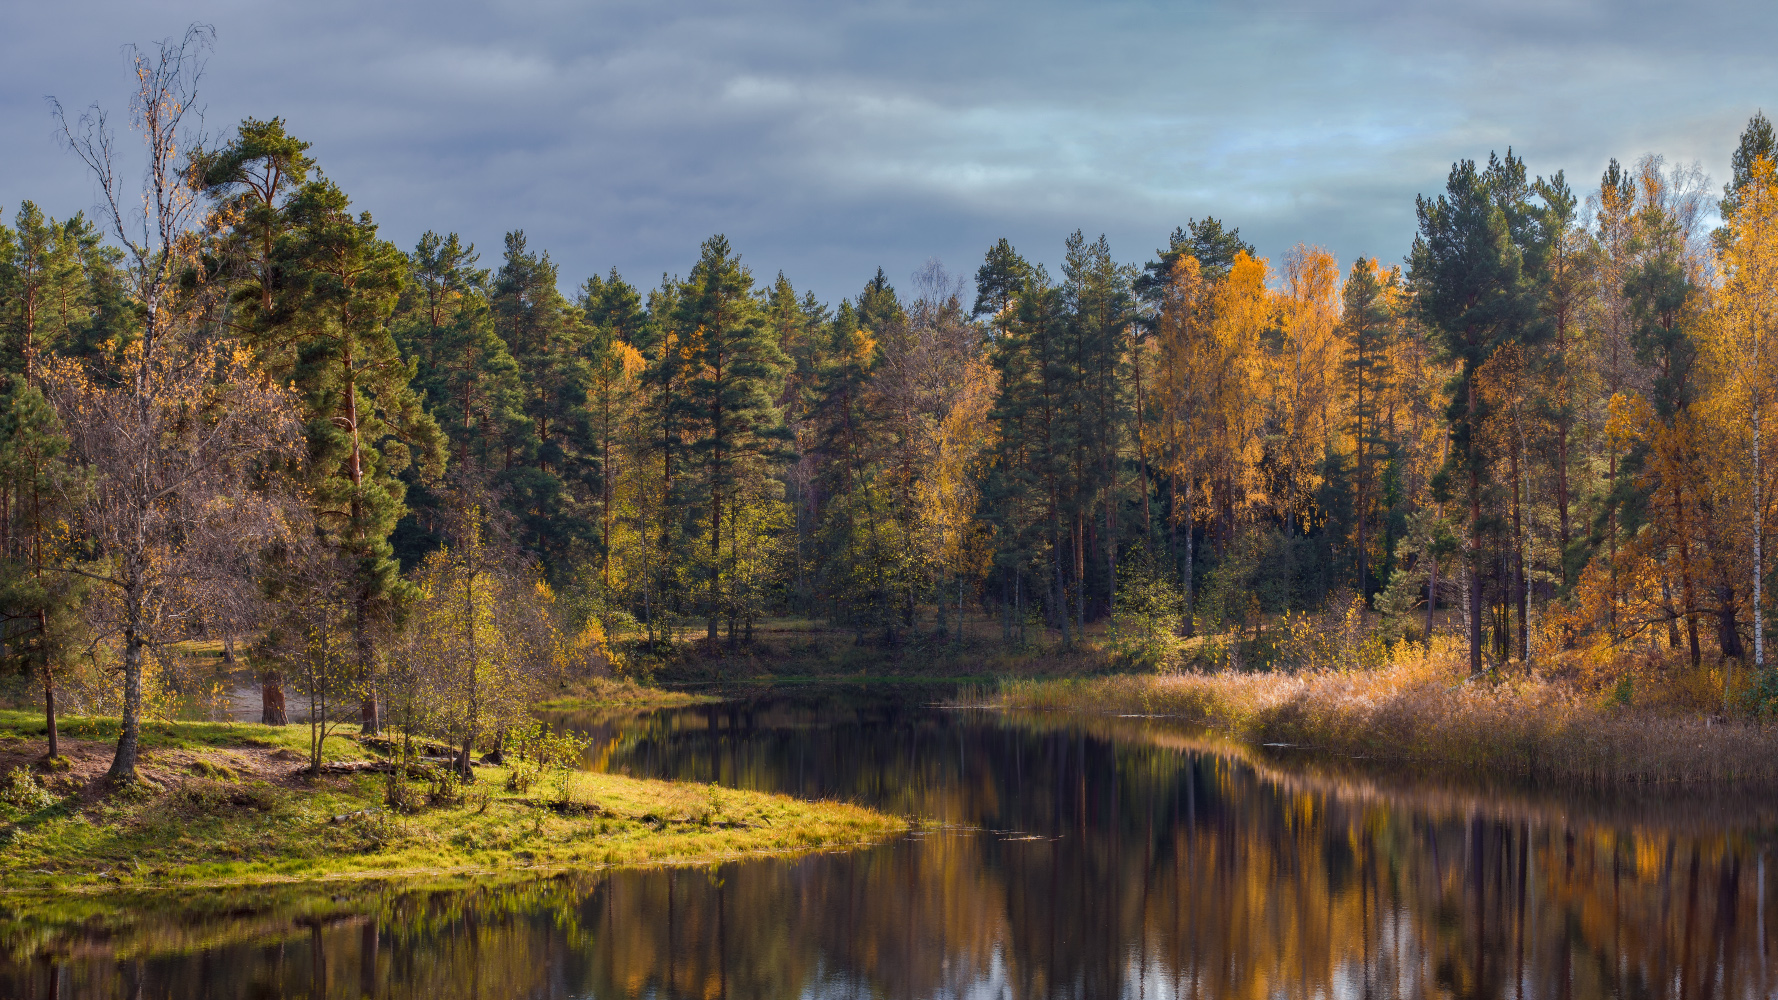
6,683,1778,999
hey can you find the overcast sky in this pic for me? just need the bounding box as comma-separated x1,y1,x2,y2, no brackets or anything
1,1,1771,306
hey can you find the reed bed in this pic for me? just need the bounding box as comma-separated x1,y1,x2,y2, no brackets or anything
987,639,1778,786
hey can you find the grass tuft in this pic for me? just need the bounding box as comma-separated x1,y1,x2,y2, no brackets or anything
982,638,1778,786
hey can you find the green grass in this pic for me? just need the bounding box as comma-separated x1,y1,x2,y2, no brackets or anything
532,676,719,710
0,710,906,892
0,708,350,755
630,615,1124,684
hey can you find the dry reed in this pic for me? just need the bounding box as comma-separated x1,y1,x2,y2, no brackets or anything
989,638,1778,785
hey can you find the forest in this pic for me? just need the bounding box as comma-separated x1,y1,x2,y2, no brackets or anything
6,29,1778,788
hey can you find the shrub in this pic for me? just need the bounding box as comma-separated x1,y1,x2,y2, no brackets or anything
427,767,464,807
1,767,56,811
1109,554,1185,670
503,721,594,803
188,758,234,781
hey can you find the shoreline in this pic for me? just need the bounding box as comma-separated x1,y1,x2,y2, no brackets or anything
4,838,899,896
0,709,907,893
976,647,1778,786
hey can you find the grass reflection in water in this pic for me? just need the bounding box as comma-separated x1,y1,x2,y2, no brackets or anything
4,688,1775,999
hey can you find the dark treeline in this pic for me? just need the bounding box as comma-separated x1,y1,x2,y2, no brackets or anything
9,29,1778,780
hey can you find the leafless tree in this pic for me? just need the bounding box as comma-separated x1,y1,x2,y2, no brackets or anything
44,345,304,782
44,26,307,783
51,25,214,366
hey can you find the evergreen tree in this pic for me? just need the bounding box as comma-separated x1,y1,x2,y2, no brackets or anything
1137,216,1256,301
1409,152,1536,675
0,376,83,757
398,232,522,471
990,269,1082,642
973,238,1032,331
278,176,446,732
492,231,593,570
1722,111,1777,227
810,297,893,638
580,267,649,347
194,117,316,338
1340,257,1399,599
4,203,86,380
673,236,788,646
1061,231,1135,622
1621,181,1706,666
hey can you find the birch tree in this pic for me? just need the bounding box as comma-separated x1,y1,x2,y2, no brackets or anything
1712,152,1778,672
46,26,305,782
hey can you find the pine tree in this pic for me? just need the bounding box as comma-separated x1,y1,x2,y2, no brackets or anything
1341,257,1399,600
1409,152,1536,675
1622,167,1707,667
1061,231,1134,622
973,238,1032,332
810,297,893,639
1721,111,1777,229
279,177,446,732
578,273,647,601
0,376,83,758
194,117,315,331
1527,172,1593,587
398,232,523,471
5,203,85,380
492,231,593,570
673,236,788,646
1137,217,1256,301
580,267,649,347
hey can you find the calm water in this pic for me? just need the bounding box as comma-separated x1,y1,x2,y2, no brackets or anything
5,682,1778,999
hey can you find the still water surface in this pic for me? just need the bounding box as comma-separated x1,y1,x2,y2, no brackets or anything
5,683,1778,999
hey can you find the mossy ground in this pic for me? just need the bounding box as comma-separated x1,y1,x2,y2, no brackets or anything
0,710,905,892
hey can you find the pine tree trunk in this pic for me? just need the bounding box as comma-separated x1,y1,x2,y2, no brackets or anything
1425,551,1438,647
1052,528,1070,646
709,488,721,648
262,672,288,726
1460,562,1473,670
356,592,379,736
41,608,57,760
1511,438,1527,667
1673,478,1702,668
1182,474,1195,638
1105,500,1116,624
1468,486,1482,676
1556,417,1572,586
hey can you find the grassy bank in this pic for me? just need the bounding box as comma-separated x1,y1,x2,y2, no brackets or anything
981,639,1778,785
0,711,905,892
627,616,1119,685
533,675,719,710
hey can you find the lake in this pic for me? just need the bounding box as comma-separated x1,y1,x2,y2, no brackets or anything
4,682,1776,998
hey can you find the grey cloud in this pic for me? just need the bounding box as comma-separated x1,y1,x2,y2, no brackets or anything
3,0,1776,305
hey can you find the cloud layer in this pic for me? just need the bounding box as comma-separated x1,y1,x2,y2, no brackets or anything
2,1,1772,303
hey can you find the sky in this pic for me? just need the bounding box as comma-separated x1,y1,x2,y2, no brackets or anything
1,1,1773,307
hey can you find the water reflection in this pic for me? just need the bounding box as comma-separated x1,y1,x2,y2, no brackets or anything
5,685,1777,998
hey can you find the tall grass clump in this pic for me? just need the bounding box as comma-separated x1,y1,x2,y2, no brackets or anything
989,638,1778,786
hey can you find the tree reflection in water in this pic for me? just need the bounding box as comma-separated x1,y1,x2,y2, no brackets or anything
4,687,1776,998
